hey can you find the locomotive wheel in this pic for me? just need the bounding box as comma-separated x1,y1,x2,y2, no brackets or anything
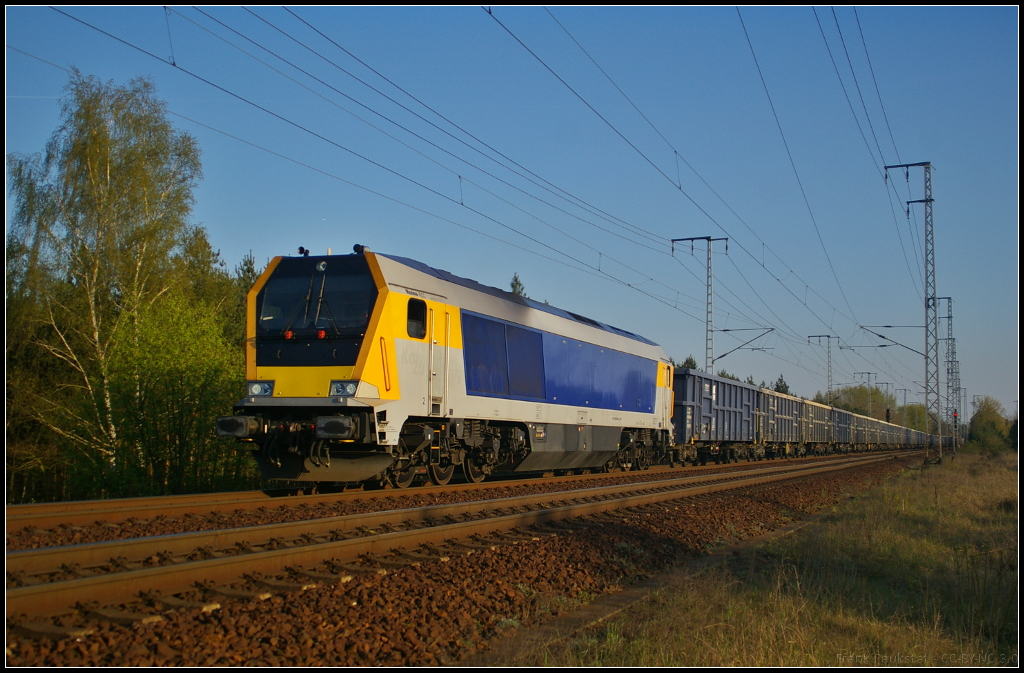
463,457,487,484
427,462,454,486
388,464,416,489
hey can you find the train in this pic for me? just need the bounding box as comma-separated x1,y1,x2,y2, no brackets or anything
215,245,930,487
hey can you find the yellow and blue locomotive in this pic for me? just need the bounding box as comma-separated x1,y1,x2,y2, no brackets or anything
216,246,676,487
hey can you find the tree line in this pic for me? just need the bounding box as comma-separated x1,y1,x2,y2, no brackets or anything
6,73,262,503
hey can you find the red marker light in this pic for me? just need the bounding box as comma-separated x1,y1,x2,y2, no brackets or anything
317,329,326,339
285,330,294,340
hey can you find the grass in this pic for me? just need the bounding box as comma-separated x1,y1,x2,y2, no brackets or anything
526,452,1018,666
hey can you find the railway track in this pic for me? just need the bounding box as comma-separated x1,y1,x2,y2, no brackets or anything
5,452,882,535
8,452,922,664
7,452,909,624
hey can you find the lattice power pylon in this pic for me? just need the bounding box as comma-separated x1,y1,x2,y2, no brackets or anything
886,161,940,458
673,237,727,372
940,297,961,449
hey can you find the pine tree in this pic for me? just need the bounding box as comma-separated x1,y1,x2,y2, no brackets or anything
510,272,528,298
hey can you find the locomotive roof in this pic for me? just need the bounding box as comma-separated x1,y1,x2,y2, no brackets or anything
378,253,660,347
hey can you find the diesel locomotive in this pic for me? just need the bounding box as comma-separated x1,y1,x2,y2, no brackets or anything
216,246,929,487
216,246,675,487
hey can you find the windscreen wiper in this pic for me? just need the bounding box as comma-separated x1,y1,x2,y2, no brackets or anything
313,275,340,334
282,273,316,333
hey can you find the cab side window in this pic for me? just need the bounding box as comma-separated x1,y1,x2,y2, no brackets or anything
407,298,427,339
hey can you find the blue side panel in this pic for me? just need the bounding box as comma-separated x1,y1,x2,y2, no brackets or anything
833,409,851,443
542,334,656,412
463,313,509,396
461,311,656,411
506,325,546,400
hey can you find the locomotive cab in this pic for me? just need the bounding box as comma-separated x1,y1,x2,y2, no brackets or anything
217,250,396,483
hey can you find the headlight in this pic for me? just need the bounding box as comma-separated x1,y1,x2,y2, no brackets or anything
247,381,274,396
329,380,358,397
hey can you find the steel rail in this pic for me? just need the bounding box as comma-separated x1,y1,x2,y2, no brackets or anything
6,454,885,578
6,453,911,619
2,450,864,528
5,453,891,531
5,466,692,530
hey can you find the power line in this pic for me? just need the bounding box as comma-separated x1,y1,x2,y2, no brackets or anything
483,8,733,235
736,7,859,325
45,9,717,328
178,7,699,299
830,7,888,171
28,11,923,394
811,8,923,299
181,8,681,269
278,7,670,248
812,7,881,172
853,7,903,166
491,6,873,371
544,6,871,337
185,8,785,328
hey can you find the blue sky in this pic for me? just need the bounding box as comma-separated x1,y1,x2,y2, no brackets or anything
6,6,1018,419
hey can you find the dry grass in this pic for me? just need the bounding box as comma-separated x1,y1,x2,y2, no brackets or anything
527,453,1018,666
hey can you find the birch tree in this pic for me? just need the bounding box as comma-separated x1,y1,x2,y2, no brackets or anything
7,72,201,484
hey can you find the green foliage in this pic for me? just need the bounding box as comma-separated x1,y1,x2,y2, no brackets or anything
772,374,790,395
219,250,264,350
681,355,699,370
103,293,254,496
717,369,740,381
967,396,1013,454
6,72,258,502
510,272,528,298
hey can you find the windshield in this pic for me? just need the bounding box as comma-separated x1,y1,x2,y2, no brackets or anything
257,255,377,335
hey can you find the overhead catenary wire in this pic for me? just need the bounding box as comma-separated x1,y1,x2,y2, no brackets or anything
23,9,926,395
811,7,923,299
494,7,871,355
237,4,871,377
182,7,779,326
830,7,888,171
250,7,906,386
44,9,719,327
176,7,712,312
736,7,859,326
193,7,651,247
853,7,903,167
277,7,670,249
